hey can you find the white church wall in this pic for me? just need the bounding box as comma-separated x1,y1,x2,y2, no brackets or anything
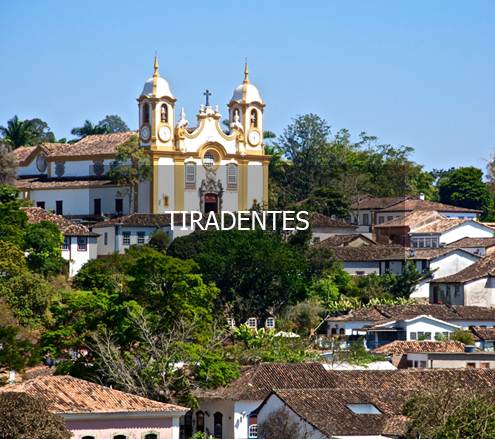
138,179,151,213
247,162,264,207
183,119,237,154
157,157,176,213
18,155,42,175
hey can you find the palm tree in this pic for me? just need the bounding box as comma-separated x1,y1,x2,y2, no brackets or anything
0,115,35,149
264,143,289,176
70,120,109,140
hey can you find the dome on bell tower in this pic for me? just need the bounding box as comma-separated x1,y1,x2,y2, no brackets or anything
229,62,263,105
140,57,174,99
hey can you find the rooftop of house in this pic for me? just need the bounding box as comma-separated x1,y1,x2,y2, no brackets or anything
331,244,403,262
310,212,356,228
371,340,466,355
194,362,335,401
0,375,187,414
447,237,495,248
326,304,495,322
470,326,495,341
430,251,495,284
379,247,478,261
411,218,480,234
260,388,411,438
14,131,138,164
350,196,411,210
21,207,99,237
374,210,446,229
314,233,376,248
17,175,115,190
379,198,482,214
92,213,190,228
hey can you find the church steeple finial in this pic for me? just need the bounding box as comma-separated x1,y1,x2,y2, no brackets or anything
243,61,250,85
153,56,160,78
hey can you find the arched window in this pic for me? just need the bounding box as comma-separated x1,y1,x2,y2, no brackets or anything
161,104,168,123
331,328,337,335
214,412,223,438
143,103,150,123
249,424,258,438
339,328,345,335
144,434,158,439
196,411,205,432
184,411,193,438
227,165,238,190
250,109,257,128
82,436,95,439
113,435,127,439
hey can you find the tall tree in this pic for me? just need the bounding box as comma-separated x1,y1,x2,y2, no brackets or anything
70,119,109,140
107,135,151,214
24,221,65,276
0,115,35,149
98,115,130,133
0,143,18,186
27,118,56,144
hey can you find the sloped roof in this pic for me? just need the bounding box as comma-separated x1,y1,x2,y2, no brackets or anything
195,362,335,401
430,252,495,284
310,212,356,228
350,196,411,210
371,341,466,355
21,207,98,237
374,210,446,228
328,304,495,322
448,237,495,248
266,388,410,437
379,247,479,261
0,375,187,414
92,213,189,228
17,175,115,190
331,244,404,261
379,199,482,214
14,146,36,163
412,218,476,234
470,326,495,342
315,234,376,248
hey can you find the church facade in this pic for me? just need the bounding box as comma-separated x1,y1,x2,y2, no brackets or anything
15,59,269,217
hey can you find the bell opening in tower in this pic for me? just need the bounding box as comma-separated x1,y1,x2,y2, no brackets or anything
204,193,218,214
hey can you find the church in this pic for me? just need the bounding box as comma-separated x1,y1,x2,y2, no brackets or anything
15,59,269,217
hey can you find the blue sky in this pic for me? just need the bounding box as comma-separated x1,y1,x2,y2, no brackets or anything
1,1,494,172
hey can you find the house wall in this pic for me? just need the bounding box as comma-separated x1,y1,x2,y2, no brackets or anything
407,352,495,369
439,212,477,219
430,283,464,306
61,236,98,276
326,320,370,336
65,415,177,439
342,261,380,276
464,277,495,307
379,260,403,275
195,399,236,439
405,317,458,341
312,226,358,242
440,222,494,244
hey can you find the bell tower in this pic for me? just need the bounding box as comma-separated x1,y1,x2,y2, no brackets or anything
137,57,177,151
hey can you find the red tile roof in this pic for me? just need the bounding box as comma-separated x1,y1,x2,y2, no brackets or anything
315,234,376,248
430,252,495,284
351,196,411,210
447,237,495,248
379,199,482,214
17,175,115,190
374,210,445,228
331,244,404,261
412,218,478,234
371,341,466,355
470,326,495,341
0,375,187,414
310,212,356,228
92,213,189,227
21,207,99,237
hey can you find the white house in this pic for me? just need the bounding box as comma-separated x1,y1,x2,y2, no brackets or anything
447,237,495,257
90,213,193,255
22,207,99,276
310,212,358,242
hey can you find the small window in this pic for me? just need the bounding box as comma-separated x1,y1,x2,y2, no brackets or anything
378,216,384,224
413,241,418,248
227,165,238,190
455,285,460,296
114,435,127,439
36,201,45,209
104,232,108,246
246,318,257,329
144,434,158,439
204,152,216,169
250,109,258,128
419,241,424,248
363,214,369,225
160,103,168,123
143,103,150,123
94,198,102,215
82,436,96,439
77,237,87,251
227,318,236,328
137,232,145,245
196,411,205,433
403,236,406,245
443,332,449,340
347,404,381,414
446,285,451,296
426,241,431,247
249,424,258,438
410,332,417,340
55,162,65,177
418,332,424,339
62,237,70,251
424,332,432,340
481,363,490,369
467,362,476,369
266,317,275,328
214,412,223,439
387,216,393,222
36,154,47,172
432,241,437,248
355,271,365,276
185,164,196,189
420,361,427,368
56,200,63,216
122,232,131,246
115,199,123,215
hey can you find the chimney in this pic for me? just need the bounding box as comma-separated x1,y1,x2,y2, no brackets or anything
418,193,425,200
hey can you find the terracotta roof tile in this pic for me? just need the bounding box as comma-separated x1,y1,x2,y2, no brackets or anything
331,244,403,261
413,218,476,233
14,146,36,163
17,175,115,190
379,247,477,261
310,212,356,228
447,237,495,248
374,210,445,228
379,199,482,213
0,375,187,414
351,196,411,210
195,362,335,401
470,326,495,341
371,341,466,355
315,234,376,248
92,213,189,227
430,252,495,284
21,207,99,237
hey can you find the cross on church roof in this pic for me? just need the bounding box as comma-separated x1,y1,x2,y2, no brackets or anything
204,89,211,107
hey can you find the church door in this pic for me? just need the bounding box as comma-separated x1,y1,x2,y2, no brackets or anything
204,193,218,214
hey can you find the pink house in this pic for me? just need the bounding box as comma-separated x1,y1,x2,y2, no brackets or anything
0,375,188,439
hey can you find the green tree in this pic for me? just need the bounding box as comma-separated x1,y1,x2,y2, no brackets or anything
438,166,494,219
0,115,35,149
24,221,65,275
0,143,18,186
450,328,475,345
27,118,56,144
0,241,27,277
107,135,152,214
146,227,171,253
380,260,431,300
0,393,72,439
71,119,109,140
98,115,130,133
0,187,29,247
301,187,352,219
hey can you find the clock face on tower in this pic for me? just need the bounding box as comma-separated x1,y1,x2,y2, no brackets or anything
140,126,150,140
248,130,261,146
158,126,171,142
